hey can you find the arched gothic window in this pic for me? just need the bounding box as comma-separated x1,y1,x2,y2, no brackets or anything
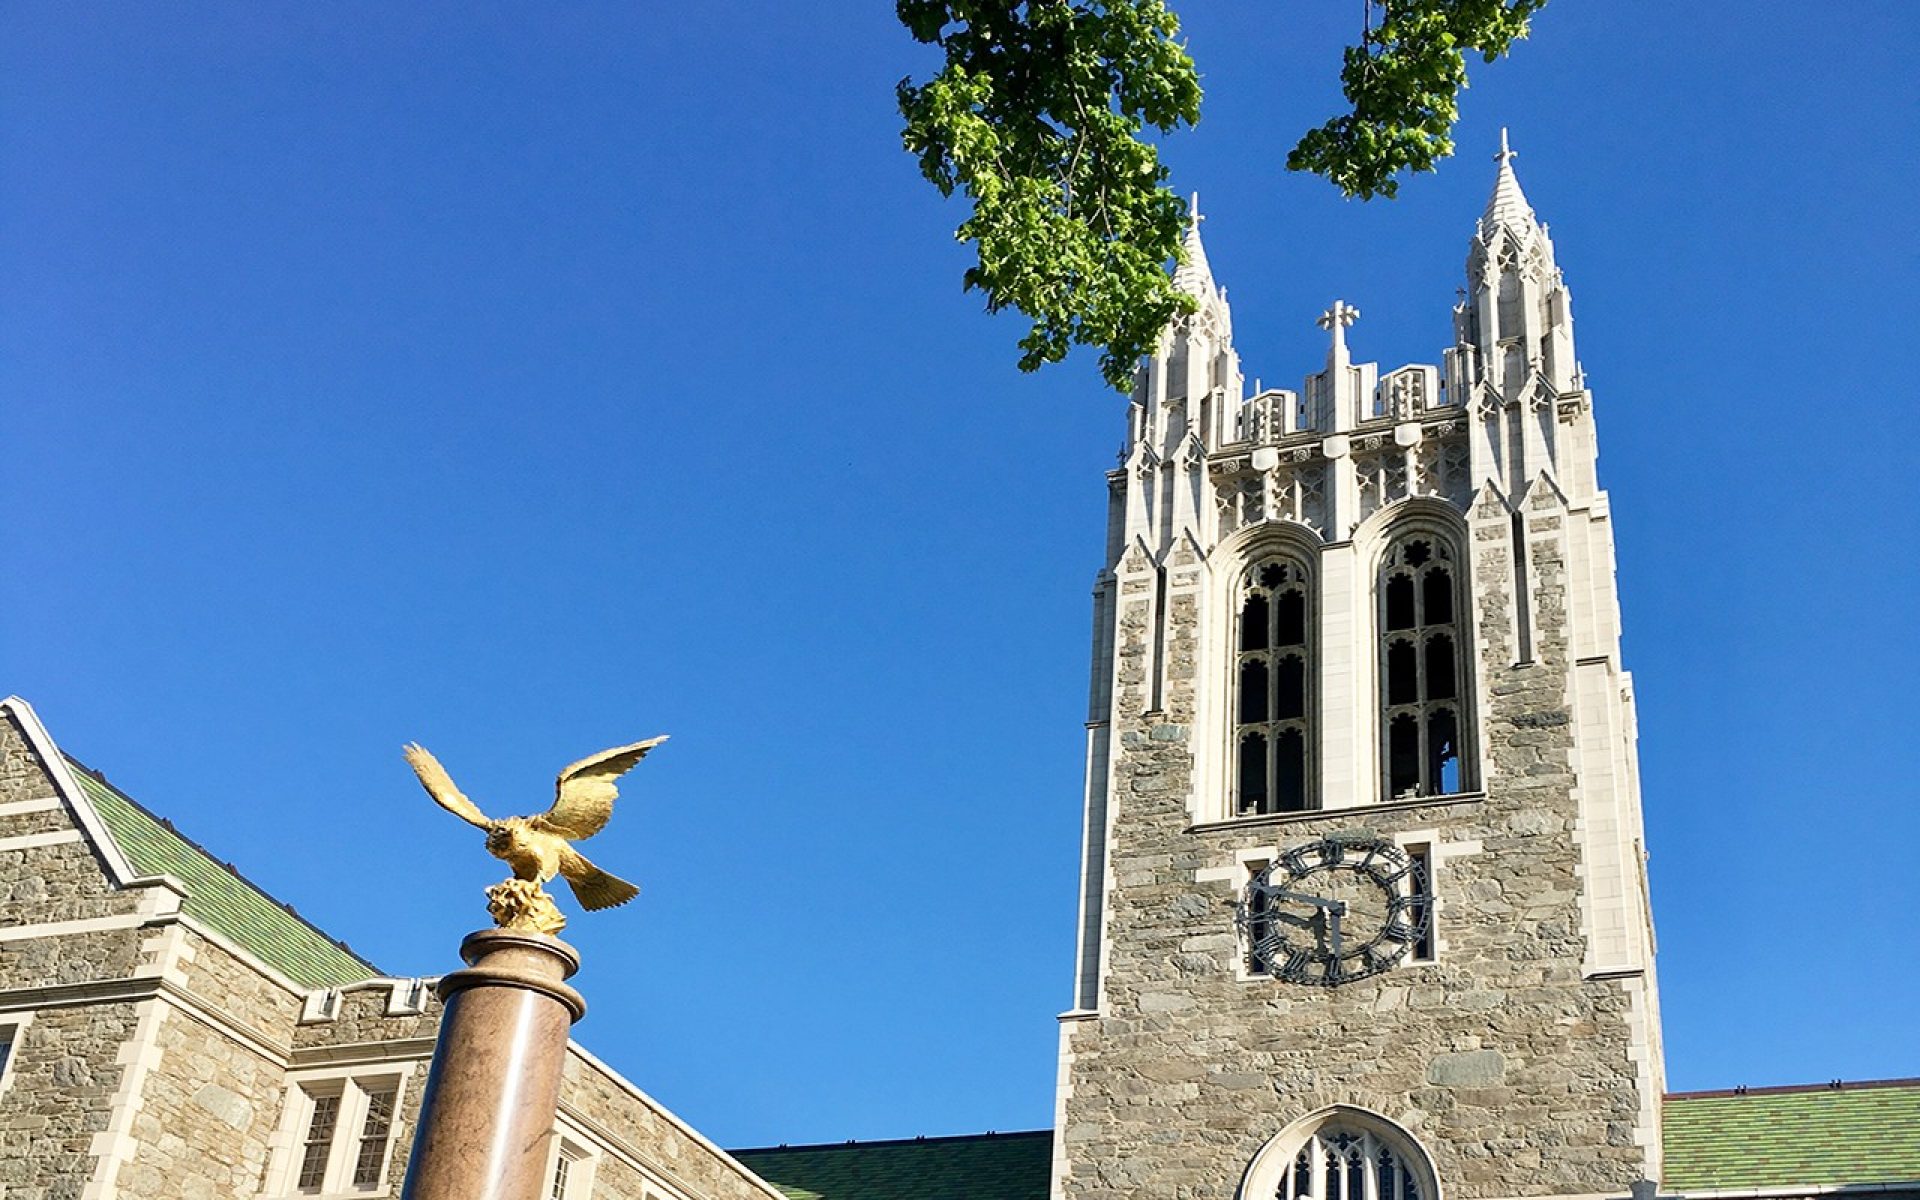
1281,1124,1425,1200
1235,558,1315,815
1379,535,1468,800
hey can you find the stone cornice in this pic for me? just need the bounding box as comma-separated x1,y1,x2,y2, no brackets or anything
290,1037,436,1069
1187,791,1487,836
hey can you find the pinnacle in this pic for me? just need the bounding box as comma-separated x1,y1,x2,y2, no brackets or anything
1172,191,1215,297
1480,128,1540,238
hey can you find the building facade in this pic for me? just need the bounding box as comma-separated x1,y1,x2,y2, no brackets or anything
1050,144,1663,1200
0,696,783,1200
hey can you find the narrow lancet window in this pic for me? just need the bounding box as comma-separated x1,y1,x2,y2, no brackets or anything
1379,536,1469,800
1235,558,1316,815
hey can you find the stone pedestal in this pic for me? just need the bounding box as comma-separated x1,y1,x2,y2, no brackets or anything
400,929,586,1200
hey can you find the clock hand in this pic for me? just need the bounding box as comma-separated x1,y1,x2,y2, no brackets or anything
1328,906,1343,962
1271,889,1339,910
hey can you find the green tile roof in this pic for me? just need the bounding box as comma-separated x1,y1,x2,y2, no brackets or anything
1665,1079,1920,1191
69,759,379,989
730,1132,1052,1200
734,1088,1920,1200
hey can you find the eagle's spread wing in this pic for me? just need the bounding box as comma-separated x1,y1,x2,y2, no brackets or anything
534,735,668,841
403,743,493,829
557,846,640,910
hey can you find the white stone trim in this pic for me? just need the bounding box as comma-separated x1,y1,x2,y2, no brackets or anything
175,913,347,999
1188,789,1486,835
1402,829,1479,963
0,828,83,852
0,796,63,817
262,1062,418,1198
1048,1019,1079,1200
1195,844,1281,884
298,976,436,1026
1240,1105,1443,1200
0,975,165,1013
1622,976,1662,1179
0,911,153,942
546,1117,605,1200
289,1038,436,1070
1,696,139,883
0,1009,32,1101
82,996,169,1200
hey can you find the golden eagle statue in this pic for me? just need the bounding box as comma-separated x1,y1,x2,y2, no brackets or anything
403,737,667,934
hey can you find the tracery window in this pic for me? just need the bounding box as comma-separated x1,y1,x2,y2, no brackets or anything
1235,558,1315,815
1379,535,1468,800
1281,1124,1424,1200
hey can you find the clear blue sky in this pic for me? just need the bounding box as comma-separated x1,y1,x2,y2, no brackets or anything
3,1,1915,1149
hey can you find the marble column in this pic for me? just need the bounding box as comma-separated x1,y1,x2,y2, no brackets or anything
400,929,587,1200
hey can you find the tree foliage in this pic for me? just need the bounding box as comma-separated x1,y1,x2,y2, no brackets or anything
897,0,1549,390
1289,0,1549,199
897,0,1202,391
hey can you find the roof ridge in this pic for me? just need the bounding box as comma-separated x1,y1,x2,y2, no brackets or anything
1668,1076,1920,1100
731,1129,1052,1154
62,751,379,976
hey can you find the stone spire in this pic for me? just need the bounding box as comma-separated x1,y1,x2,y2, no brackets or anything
1479,128,1540,240
1172,192,1216,297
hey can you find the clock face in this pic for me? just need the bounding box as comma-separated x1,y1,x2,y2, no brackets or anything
1237,837,1432,987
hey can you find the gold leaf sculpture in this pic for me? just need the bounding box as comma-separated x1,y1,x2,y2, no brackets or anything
402,737,667,935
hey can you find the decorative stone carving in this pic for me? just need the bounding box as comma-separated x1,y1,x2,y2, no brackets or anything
1355,446,1410,521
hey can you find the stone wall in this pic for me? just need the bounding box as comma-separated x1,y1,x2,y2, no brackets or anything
1059,493,1655,1200
0,710,153,1198
559,1050,781,1200
0,1003,141,1200
116,1004,284,1200
0,702,783,1200
174,928,302,1046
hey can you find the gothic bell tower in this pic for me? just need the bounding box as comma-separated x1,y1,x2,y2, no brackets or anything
1053,138,1664,1200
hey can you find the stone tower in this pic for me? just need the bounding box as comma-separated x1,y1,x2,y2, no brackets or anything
1053,138,1664,1200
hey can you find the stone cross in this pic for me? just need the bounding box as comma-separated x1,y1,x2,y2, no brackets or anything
1495,126,1517,167
1317,299,1360,359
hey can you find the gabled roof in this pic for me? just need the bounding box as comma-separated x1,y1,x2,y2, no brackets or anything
729,1131,1051,1200
5,697,378,989
4,695,375,990
1664,1078,1920,1192
64,758,379,989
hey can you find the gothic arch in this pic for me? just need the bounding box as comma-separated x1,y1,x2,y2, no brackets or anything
1217,525,1323,817
1349,495,1466,556
1218,518,1329,562
1239,1106,1442,1200
1363,509,1478,801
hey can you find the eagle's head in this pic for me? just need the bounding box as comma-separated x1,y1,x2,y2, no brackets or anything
484,822,514,854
